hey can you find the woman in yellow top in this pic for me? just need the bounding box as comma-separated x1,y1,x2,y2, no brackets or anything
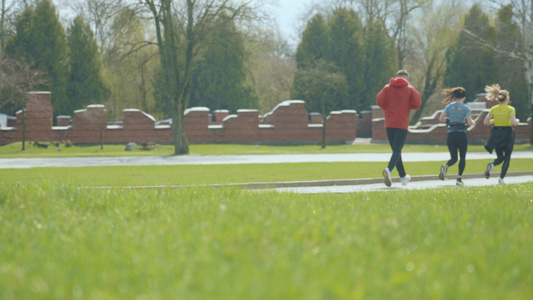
483,84,520,184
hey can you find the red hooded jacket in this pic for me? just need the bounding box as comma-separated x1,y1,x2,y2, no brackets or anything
376,77,421,129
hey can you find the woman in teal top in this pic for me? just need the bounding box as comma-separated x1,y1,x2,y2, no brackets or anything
438,87,476,186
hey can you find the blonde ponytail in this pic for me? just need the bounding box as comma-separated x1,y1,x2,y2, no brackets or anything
485,84,509,102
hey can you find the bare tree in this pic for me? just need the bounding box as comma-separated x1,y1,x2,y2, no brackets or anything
408,0,463,123
140,0,269,155
0,57,47,150
465,0,533,143
0,0,24,58
343,0,427,68
58,0,125,54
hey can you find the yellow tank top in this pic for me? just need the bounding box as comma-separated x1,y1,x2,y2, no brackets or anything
490,104,515,127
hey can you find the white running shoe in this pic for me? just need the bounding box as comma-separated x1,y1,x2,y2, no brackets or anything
439,164,448,181
383,168,392,187
498,178,506,185
401,175,411,186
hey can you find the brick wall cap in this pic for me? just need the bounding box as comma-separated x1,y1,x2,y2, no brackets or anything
223,114,237,122
108,125,123,129
409,123,446,133
309,112,321,116
74,109,86,114
259,124,274,128
1,127,16,131
155,125,171,129
467,102,486,109
28,91,51,95
57,115,71,119
308,124,323,128
263,100,306,119
52,126,71,130
237,109,259,113
123,109,156,122
209,125,224,129
330,110,357,115
88,104,105,109
155,118,171,125
372,118,385,122
214,109,229,113
16,109,25,115
184,107,209,115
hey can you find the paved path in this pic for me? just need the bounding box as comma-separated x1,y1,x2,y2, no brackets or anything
261,174,533,194
2,151,533,169
3,152,533,194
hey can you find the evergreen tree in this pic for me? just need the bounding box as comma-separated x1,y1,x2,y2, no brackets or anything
290,59,348,148
494,5,529,121
363,17,397,111
444,4,497,101
5,0,68,114
189,15,258,113
328,8,365,111
67,16,109,113
295,13,329,70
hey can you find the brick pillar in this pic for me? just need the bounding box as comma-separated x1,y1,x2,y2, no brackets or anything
17,92,53,141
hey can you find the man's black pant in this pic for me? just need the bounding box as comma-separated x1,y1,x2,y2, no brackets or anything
386,127,407,178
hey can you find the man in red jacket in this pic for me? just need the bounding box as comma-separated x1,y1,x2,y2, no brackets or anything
376,70,421,187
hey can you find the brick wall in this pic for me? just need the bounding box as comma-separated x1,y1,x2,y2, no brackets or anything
0,94,359,145
1,92,530,146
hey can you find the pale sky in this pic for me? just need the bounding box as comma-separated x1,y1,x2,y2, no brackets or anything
273,0,316,40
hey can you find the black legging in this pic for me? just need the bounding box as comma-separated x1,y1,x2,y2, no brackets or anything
488,127,515,179
386,128,407,178
446,131,468,176
493,146,513,178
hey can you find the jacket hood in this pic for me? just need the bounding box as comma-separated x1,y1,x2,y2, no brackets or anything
389,77,409,87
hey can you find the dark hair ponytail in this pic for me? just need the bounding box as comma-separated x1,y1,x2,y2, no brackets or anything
442,87,466,104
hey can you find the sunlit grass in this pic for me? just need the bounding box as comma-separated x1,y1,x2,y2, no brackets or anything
1,141,532,158
1,159,533,187
1,182,532,299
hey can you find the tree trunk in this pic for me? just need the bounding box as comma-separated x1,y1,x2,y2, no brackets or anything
321,117,327,149
411,60,438,124
172,100,189,155
21,109,26,151
100,127,104,150
321,99,326,149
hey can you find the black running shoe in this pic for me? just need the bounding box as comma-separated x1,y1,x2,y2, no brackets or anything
456,178,464,186
439,164,448,181
485,163,494,179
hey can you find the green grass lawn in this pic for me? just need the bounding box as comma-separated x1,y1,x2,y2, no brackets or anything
2,159,533,187
2,142,533,299
1,141,532,158
1,182,532,299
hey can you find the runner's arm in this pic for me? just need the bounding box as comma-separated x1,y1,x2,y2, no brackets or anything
466,115,476,126
483,113,493,126
439,111,448,123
